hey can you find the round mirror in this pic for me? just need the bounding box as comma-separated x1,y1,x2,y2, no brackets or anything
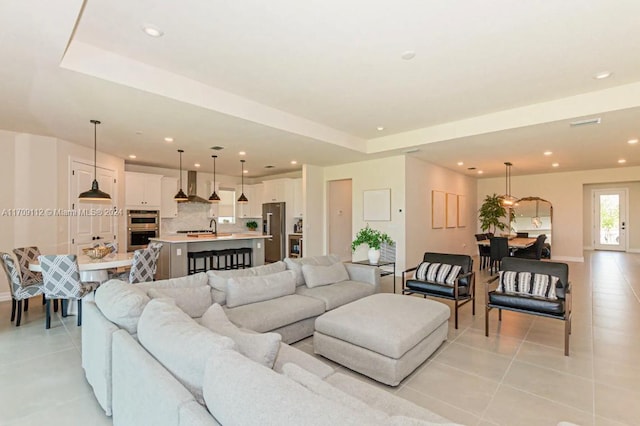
511,197,552,257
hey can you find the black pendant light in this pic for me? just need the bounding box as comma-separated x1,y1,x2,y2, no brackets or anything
79,120,111,201
174,149,188,201
209,155,221,202
237,159,248,204
500,161,517,207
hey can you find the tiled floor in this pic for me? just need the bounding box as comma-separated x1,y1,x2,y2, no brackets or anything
1,251,639,425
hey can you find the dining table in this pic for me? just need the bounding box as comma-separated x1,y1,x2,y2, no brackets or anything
477,237,537,249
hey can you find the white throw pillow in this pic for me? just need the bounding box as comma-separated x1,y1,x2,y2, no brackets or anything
284,255,341,286
200,303,281,368
147,286,212,318
137,299,236,404
226,270,296,308
206,261,287,305
94,279,150,334
301,262,350,288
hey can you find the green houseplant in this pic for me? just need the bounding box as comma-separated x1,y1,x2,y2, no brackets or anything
351,225,393,264
246,220,258,231
478,193,509,234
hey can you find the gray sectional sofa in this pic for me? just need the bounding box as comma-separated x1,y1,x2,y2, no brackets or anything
81,256,460,425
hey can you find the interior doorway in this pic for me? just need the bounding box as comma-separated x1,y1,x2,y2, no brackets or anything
593,189,627,251
327,179,352,261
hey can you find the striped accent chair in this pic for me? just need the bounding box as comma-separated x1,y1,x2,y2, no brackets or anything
38,255,98,328
1,252,44,326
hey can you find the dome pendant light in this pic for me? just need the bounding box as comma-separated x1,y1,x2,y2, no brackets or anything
174,149,188,201
500,162,517,207
209,155,221,202
237,159,248,204
79,120,111,201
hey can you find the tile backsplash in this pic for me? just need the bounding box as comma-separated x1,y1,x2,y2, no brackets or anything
160,202,257,234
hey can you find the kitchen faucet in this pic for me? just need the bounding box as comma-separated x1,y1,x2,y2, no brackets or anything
209,218,218,235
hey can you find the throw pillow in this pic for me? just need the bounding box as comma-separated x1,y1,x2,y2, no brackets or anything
497,271,558,299
301,262,350,288
206,261,288,305
285,255,341,286
200,303,281,368
147,286,212,318
137,299,236,404
94,279,151,334
414,262,462,286
226,269,296,308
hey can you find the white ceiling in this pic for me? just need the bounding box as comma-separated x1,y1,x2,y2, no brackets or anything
0,0,639,178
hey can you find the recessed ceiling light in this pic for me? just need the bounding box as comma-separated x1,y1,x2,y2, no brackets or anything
142,25,164,38
593,71,612,80
128,155,137,159
401,51,416,60
477,170,483,174
239,151,246,156
543,151,552,156
290,160,297,165
377,126,385,131
194,163,200,168
164,137,173,142
552,163,559,167
618,159,627,164
628,138,638,145
243,170,248,174
457,162,464,166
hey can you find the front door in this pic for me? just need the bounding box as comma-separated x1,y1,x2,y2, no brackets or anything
593,189,627,251
70,160,118,254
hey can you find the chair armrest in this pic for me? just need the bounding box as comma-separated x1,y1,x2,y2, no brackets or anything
403,266,418,274
401,267,418,288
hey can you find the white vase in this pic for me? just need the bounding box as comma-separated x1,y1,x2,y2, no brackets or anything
368,248,381,265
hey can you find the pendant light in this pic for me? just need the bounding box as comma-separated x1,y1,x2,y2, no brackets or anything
500,162,517,207
174,149,188,201
79,120,111,200
209,155,221,202
532,199,542,228
237,159,248,204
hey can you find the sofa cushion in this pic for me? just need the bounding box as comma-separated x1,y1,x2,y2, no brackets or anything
206,261,287,305
137,299,236,404
136,272,209,292
200,303,281,368
496,271,558,300
202,348,380,426
147,286,213,318
415,262,461,286
285,254,341,286
226,270,296,308
224,294,325,333
302,262,350,288
94,279,151,334
296,280,375,310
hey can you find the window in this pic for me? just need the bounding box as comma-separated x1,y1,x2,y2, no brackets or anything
217,189,236,224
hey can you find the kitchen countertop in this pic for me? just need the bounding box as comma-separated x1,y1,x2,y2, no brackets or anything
150,233,271,244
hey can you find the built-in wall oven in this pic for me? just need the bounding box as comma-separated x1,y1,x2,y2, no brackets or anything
127,210,159,252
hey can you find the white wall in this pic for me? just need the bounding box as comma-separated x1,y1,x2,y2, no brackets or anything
477,166,640,261
302,164,324,257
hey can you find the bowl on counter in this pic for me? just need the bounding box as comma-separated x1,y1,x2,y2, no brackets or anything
82,246,112,260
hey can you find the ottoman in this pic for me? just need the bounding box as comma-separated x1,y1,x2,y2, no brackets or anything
314,293,449,386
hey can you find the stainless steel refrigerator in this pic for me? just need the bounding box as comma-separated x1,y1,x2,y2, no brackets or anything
262,202,286,262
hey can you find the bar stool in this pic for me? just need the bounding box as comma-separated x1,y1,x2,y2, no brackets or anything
211,249,236,270
234,247,253,269
187,251,213,275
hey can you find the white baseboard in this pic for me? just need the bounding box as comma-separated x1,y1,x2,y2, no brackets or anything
583,246,593,251
552,256,584,263
0,291,11,302
627,249,640,254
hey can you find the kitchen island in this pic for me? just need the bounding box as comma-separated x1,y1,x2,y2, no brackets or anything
150,233,271,279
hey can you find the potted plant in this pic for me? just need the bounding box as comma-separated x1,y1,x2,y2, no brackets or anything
478,193,509,235
246,220,259,232
351,225,393,264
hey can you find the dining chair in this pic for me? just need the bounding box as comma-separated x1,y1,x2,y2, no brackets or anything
513,234,546,260
38,254,98,328
489,237,510,274
148,242,163,276
474,233,490,270
1,253,44,326
111,247,159,284
12,246,48,309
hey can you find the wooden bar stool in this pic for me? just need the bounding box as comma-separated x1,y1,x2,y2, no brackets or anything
187,251,213,275
234,247,253,269
211,249,235,270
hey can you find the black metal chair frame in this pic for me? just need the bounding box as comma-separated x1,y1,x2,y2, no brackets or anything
402,254,475,329
485,257,572,355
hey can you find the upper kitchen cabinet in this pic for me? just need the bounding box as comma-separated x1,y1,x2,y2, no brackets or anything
125,172,162,208
262,178,293,203
236,184,263,218
292,178,303,217
160,176,178,218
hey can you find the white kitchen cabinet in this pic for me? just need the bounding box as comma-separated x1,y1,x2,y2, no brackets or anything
262,178,292,203
125,172,162,208
160,177,178,218
292,178,303,217
250,183,264,218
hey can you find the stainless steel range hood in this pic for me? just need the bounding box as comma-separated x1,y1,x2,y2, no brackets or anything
178,170,211,203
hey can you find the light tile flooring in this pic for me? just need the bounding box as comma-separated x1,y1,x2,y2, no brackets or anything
1,251,639,425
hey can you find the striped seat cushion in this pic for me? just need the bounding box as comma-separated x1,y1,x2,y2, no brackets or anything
414,262,462,286
496,271,558,300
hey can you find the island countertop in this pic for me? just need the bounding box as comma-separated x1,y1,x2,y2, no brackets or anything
150,233,271,244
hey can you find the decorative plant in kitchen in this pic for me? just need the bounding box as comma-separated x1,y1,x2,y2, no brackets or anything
351,225,393,265
478,193,509,234
246,220,259,231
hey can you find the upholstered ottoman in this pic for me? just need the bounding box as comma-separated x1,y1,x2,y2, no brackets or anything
314,293,450,386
